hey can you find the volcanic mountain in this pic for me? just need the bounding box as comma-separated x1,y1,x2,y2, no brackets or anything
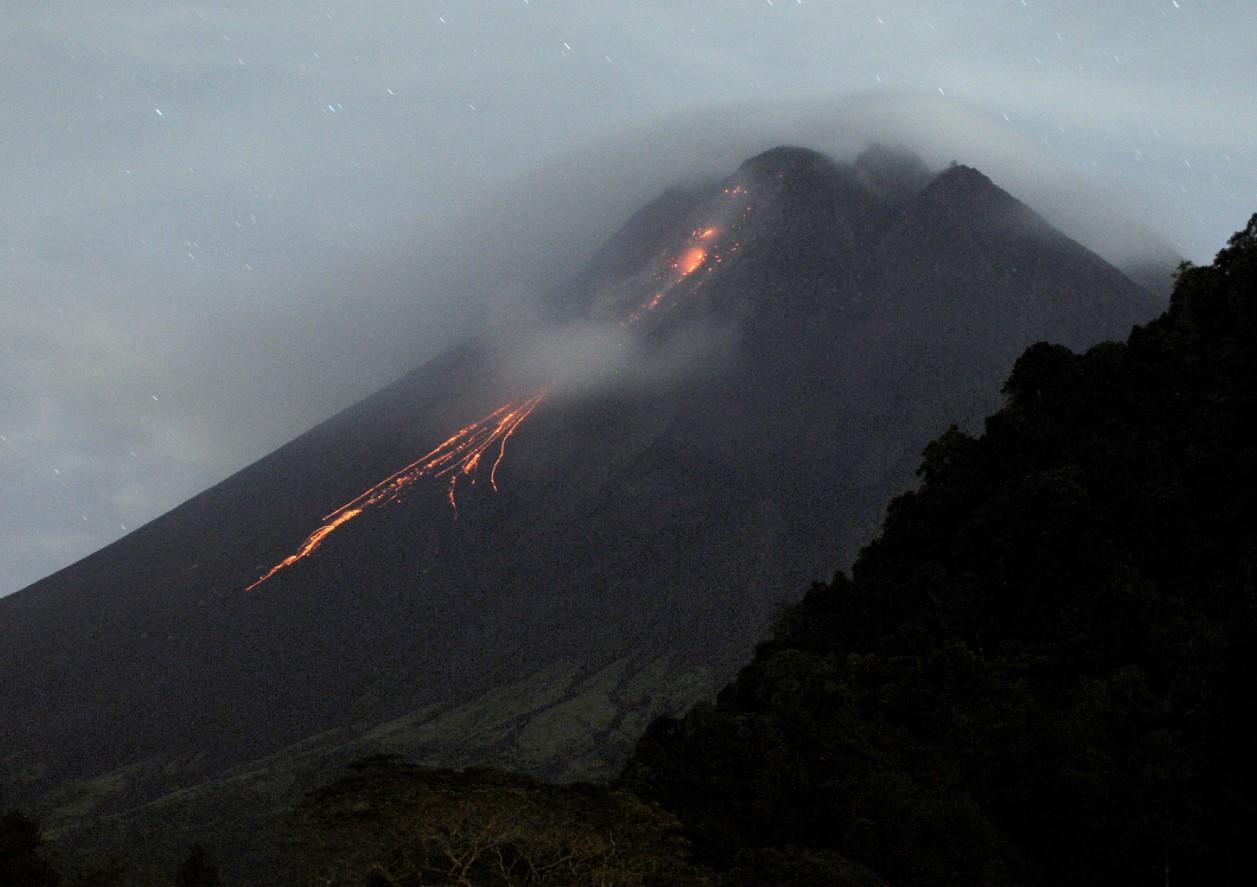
0,145,1158,830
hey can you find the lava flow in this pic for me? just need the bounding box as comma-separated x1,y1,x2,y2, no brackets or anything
626,215,742,322
675,245,707,277
246,391,545,590
248,191,751,591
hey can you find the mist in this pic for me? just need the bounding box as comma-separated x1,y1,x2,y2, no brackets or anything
3,0,1254,596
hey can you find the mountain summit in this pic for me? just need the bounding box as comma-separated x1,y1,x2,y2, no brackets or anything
0,146,1157,836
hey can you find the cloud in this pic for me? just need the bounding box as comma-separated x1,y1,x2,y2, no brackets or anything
3,0,1254,595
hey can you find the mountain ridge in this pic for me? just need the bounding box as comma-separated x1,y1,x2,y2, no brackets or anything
1,145,1159,839
624,213,1257,885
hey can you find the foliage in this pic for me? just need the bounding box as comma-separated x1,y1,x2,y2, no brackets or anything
175,845,219,887
0,810,61,887
284,757,710,886
624,215,1257,885
62,859,127,887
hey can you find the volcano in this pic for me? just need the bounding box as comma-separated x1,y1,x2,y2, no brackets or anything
0,145,1158,833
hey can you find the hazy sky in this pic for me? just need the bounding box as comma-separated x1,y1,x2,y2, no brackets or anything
3,0,1255,597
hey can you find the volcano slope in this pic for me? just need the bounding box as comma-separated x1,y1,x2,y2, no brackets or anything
0,146,1157,827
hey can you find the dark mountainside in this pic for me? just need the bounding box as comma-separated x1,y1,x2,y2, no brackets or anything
14,215,1246,887
0,146,1156,860
625,216,1257,885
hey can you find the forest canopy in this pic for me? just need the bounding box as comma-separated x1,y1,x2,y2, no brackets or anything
624,215,1257,885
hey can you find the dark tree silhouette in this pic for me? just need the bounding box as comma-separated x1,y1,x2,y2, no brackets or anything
175,844,220,887
625,214,1257,885
0,810,61,887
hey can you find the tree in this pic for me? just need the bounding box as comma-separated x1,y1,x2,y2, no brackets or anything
624,213,1257,885
175,844,220,887
285,760,708,886
0,810,61,887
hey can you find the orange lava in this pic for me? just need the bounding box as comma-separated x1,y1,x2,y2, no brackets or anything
675,246,707,277
245,508,363,591
246,190,754,591
628,215,735,319
247,391,546,590
319,390,547,523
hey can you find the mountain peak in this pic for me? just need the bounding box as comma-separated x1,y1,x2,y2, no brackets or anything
737,145,839,179
0,143,1163,858
911,161,1022,220
931,161,998,193
853,143,933,202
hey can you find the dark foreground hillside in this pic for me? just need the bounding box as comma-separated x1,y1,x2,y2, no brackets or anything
625,214,1257,885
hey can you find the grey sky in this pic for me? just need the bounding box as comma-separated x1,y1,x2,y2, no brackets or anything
3,0,1255,597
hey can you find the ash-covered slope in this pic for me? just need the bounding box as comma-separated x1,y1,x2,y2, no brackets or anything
0,146,1156,827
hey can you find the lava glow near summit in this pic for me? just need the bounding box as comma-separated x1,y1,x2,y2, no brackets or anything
245,188,752,592
675,246,708,278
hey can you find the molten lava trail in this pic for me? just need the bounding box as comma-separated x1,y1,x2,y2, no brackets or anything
245,391,545,590
247,189,751,591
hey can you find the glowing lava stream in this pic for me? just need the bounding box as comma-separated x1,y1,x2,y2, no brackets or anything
246,391,545,590
623,224,728,324
247,202,748,590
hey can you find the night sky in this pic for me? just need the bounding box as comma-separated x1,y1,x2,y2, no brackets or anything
3,0,1255,596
